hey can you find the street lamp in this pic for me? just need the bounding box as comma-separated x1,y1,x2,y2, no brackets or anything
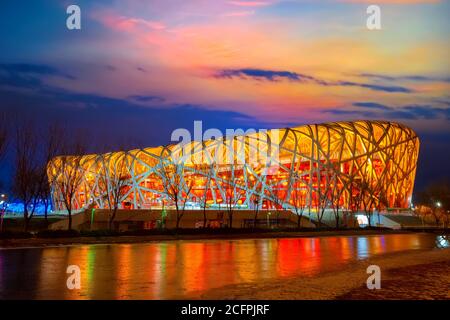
161,199,167,228
436,201,442,208
90,208,96,230
0,194,8,233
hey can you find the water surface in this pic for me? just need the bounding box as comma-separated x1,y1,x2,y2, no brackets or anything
0,233,447,299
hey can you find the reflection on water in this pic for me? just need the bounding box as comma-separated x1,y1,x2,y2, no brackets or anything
0,233,447,299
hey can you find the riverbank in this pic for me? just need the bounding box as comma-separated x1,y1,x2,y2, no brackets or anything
196,248,450,300
0,229,432,248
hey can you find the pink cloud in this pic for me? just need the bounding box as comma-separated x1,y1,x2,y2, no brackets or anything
222,10,256,17
92,10,165,32
227,1,274,7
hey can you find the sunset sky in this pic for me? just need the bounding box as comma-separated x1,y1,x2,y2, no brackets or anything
0,0,449,191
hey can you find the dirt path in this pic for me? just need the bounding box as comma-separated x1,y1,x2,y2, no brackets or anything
338,260,450,299
194,249,450,300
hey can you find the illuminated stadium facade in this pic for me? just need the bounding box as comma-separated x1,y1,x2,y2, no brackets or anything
48,121,419,216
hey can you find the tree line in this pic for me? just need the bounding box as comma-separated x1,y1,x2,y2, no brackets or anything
0,114,87,231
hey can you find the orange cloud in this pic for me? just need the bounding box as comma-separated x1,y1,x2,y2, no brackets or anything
85,3,448,127
92,10,165,32
340,0,440,3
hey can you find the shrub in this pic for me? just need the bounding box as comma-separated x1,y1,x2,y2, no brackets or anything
36,229,80,238
0,231,33,239
79,230,121,237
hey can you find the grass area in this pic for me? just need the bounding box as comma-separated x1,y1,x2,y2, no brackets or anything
1,217,63,232
2,226,391,238
1,216,448,246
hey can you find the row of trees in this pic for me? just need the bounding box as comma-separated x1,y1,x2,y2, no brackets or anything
154,158,391,230
0,114,7,173
415,180,450,227
265,172,389,229
0,114,90,231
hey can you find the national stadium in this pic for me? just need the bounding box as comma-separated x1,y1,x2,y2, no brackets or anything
47,120,420,229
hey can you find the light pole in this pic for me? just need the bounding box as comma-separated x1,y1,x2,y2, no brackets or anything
0,194,8,232
435,201,442,228
161,199,167,228
90,208,96,230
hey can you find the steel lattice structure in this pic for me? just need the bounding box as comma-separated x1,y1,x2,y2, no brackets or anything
48,120,420,213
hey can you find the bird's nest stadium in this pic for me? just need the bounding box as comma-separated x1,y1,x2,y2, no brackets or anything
48,120,420,215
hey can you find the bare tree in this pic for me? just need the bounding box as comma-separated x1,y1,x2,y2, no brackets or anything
221,165,245,228
196,164,213,228
251,192,261,229
327,163,346,229
290,174,308,229
0,111,9,214
361,173,390,228
418,205,442,227
0,111,8,164
375,182,389,226
265,181,286,228
48,137,86,230
347,179,363,226
38,124,64,226
11,119,65,231
98,151,131,230
12,121,40,231
416,180,450,227
158,159,193,230
39,178,52,225
353,179,383,228
244,173,262,228
358,180,374,227
312,170,332,227
267,183,285,209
